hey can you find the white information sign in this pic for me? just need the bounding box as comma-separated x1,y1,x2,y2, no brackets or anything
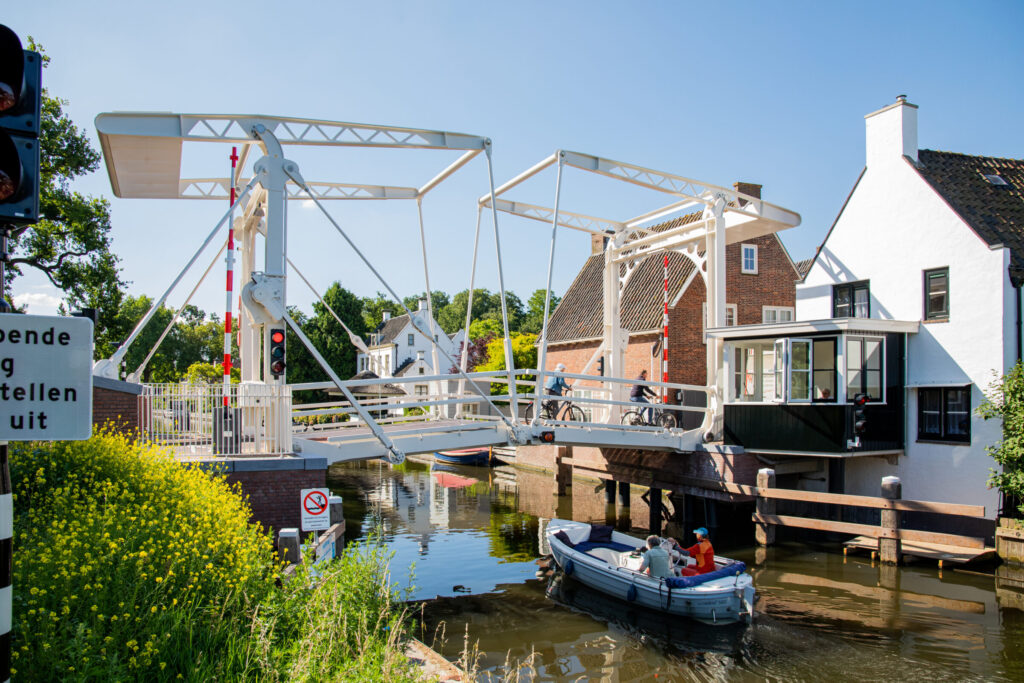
0,314,93,441
300,488,330,532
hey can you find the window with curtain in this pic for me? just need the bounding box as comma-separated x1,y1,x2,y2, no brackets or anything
918,386,970,442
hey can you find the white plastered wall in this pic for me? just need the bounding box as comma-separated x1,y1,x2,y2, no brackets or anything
796,102,1007,518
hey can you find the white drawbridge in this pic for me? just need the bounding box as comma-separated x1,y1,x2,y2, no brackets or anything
93,113,800,464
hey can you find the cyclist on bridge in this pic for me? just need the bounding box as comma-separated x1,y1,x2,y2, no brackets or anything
543,363,573,415
630,369,658,424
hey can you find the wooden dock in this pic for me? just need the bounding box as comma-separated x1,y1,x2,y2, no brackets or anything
842,535,997,567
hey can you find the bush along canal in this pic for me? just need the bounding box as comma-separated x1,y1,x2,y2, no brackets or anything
329,458,1024,681
11,432,421,682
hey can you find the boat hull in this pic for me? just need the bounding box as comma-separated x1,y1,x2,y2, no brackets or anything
546,519,755,624
434,448,491,466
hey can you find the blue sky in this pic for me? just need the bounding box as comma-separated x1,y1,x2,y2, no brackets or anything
6,1,1024,320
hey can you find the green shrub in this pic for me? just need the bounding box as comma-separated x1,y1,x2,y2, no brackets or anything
11,430,416,681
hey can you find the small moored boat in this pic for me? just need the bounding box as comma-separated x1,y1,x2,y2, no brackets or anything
545,519,756,624
434,447,491,466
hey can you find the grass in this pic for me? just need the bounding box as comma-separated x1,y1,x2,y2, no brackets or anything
10,429,419,682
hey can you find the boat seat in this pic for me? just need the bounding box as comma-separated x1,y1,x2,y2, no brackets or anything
574,540,635,556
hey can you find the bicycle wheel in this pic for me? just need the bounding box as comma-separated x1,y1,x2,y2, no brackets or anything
566,406,587,422
656,411,679,430
621,410,645,426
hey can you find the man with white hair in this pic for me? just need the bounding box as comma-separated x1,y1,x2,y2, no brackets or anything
542,362,572,418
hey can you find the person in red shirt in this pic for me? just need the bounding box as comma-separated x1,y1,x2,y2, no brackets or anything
673,527,715,576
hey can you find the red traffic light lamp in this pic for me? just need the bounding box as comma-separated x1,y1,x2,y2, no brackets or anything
269,328,286,378
0,24,41,224
853,393,869,436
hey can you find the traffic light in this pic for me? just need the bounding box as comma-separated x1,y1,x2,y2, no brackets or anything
0,25,41,225
853,393,869,436
269,328,286,378
597,356,604,376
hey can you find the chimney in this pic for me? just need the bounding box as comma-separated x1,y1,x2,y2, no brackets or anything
418,297,427,312
733,182,762,207
382,311,391,322
591,232,609,255
865,95,918,167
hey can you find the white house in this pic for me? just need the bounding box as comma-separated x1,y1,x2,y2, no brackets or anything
356,299,467,415
708,97,1023,528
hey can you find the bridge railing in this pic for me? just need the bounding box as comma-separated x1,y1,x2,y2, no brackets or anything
288,369,710,432
139,382,293,456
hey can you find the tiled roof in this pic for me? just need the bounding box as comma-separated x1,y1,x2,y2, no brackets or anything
544,213,702,343
915,149,1024,274
372,314,409,345
794,258,814,278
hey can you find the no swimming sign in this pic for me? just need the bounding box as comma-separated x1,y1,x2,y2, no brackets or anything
0,314,93,440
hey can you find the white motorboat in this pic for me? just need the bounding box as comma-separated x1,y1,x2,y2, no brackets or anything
545,519,756,624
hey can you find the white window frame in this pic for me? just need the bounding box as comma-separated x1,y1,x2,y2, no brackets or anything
762,306,794,324
741,244,758,274
702,302,738,343
788,338,813,403
407,333,415,346
845,335,886,404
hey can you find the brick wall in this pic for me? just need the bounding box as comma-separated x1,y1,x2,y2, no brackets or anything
93,383,141,435
226,468,327,534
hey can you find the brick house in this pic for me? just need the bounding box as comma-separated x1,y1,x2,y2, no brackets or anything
541,182,801,424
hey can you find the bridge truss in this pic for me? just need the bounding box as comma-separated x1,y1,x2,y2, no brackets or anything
94,113,799,464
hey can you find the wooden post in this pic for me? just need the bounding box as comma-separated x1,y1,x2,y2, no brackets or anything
604,479,617,504
880,476,902,564
278,528,301,566
617,481,631,508
554,445,572,497
329,494,346,546
649,487,663,535
756,468,776,546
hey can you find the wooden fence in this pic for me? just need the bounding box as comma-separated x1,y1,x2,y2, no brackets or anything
748,468,987,564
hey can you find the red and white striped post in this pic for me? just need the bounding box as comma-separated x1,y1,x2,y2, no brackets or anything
223,147,237,405
662,253,669,402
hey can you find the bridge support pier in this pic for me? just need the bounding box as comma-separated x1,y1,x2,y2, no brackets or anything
604,479,617,505
648,487,663,536
554,445,573,498
617,482,631,508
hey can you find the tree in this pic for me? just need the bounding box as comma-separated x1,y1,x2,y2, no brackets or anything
468,318,501,341
521,288,560,335
18,40,126,344
360,292,402,330
402,290,450,317
978,361,1024,515
437,288,525,335
475,332,538,395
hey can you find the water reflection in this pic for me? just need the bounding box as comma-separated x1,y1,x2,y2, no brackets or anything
329,459,1024,681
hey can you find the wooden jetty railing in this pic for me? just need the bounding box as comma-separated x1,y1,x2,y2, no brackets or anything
750,468,986,564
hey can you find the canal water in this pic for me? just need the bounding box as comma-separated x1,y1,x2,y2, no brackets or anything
329,459,1024,681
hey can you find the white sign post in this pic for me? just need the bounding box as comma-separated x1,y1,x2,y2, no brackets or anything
300,488,330,532
0,314,93,441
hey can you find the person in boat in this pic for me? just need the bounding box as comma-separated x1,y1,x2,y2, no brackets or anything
671,527,715,576
543,363,572,417
639,535,672,579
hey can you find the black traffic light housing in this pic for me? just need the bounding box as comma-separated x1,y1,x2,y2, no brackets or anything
853,393,869,436
269,328,286,378
597,355,604,376
0,25,41,225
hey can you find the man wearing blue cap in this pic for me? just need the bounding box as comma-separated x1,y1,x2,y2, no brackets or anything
675,527,715,576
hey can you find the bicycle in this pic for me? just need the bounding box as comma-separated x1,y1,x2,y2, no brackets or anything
620,402,679,429
524,390,586,422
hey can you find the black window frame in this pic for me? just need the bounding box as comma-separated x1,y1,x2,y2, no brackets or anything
917,386,971,443
924,267,949,321
833,280,870,318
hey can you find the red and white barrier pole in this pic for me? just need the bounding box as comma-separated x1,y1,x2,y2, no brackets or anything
663,253,669,402
223,146,237,405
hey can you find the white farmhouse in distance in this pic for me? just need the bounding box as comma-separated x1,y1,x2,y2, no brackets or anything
709,96,1024,536
356,299,467,411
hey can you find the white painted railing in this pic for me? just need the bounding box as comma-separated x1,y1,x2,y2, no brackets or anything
140,382,293,456
289,369,710,433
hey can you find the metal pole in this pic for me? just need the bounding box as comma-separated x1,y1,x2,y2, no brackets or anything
0,227,9,683
416,198,442,415
223,146,238,406
663,252,669,402
456,207,484,416
483,143,520,421
533,152,564,422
